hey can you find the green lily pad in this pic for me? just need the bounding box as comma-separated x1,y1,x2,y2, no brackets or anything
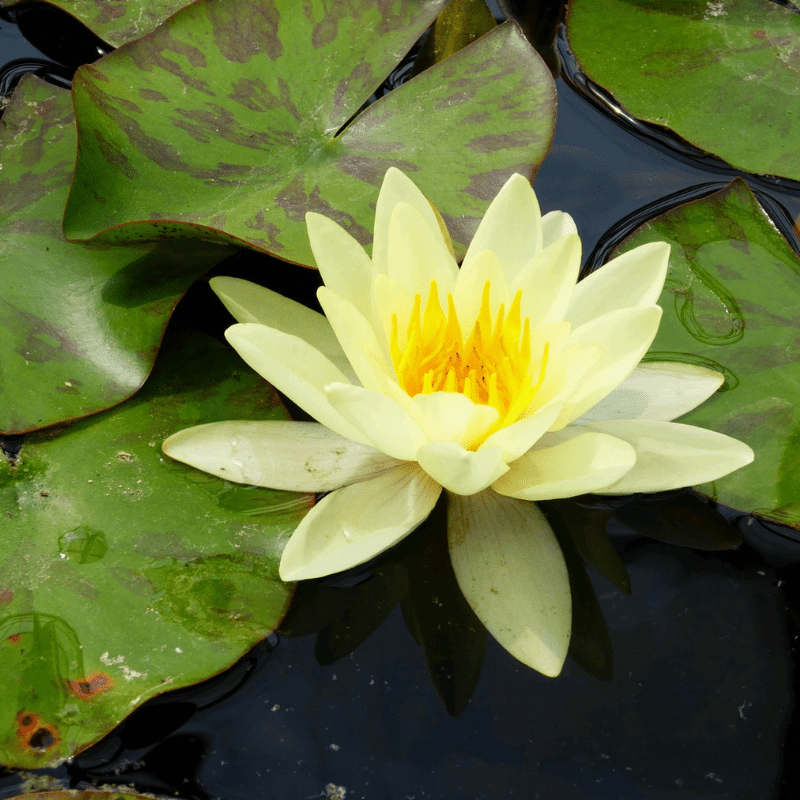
0,329,312,768
0,75,231,435
14,793,155,800
62,0,556,265
611,178,800,528
3,0,191,47
567,0,800,181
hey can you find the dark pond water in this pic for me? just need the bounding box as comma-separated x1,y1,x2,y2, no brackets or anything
1,3,799,799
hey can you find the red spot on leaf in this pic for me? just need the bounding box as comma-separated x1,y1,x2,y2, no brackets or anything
7,634,20,644
0,590,12,602
68,671,114,699
752,30,767,39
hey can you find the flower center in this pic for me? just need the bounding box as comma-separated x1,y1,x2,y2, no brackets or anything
389,280,548,428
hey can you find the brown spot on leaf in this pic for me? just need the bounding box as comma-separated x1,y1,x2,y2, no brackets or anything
208,1,282,63
68,671,114,700
16,712,59,752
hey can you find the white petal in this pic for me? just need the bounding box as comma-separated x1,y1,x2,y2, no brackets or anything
576,361,724,423
480,401,563,463
541,210,577,249
317,287,404,401
452,248,510,335
492,428,636,500
280,463,441,580
583,419,755,495
408,392,499,449
416,441,509,495
305,212,374,318
448,491,570,676
511,233,581,325
210,276,356,382
387,201,459,296
566,241,670,329
553,305,663,428
373,167,452,277
225,323,367,445
325,382,427,460
461,173,543,282
162,421,400,491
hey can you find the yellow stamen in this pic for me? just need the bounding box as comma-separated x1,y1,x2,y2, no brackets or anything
389,279,551,448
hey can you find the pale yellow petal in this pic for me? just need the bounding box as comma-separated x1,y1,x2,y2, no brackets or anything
317,287,405,401
210,276,356,383
452,249,510,335
225,323,367,445
388,201,459,296
373,167,453,277
541,210,577,249
163,421,400,492
325,382,426,460
305,211,374,318
552,306,663,428
408,392,499,449
492,428,636,500
460,173,543,282
448,491,570,676
374,272,416,354
480,401,563,463
566,241,670,328
511,233,581,325
416,441,509,495
584,419,755,494
576,361,724,423
280,463,441,581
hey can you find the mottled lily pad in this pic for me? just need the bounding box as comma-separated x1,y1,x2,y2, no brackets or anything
63,0,556,265
0,329,312,768
0,75,231,435
4,0,191,47
567,0,800,181
14,793,155,800
611,178,800,528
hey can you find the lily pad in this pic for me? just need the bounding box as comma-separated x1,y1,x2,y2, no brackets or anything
0,329,312,768
4,0,194,48
62,0,556,265
567,0,800,181
0,74,231,435
610,178,800,528
14,793,155,800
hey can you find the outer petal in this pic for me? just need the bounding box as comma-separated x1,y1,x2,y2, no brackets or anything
416,441,509,495
461,173,543,282
279,463,441,581
409,392,499,449
225,323,367,446
552,305,663,429
541,210,577,249
305,212,374,318
566,241,670,329
388,201,459,296
576,361,724,423
210,276,356,382
162,421,400,492
325,382,427,461
492,428,636,500
373,167,452,277
448,491,571,676
510,233,581,326
584,419,755,495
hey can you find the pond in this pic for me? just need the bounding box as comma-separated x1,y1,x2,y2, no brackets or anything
0,2,799,799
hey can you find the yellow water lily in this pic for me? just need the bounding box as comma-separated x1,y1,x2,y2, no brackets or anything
163,168,753,677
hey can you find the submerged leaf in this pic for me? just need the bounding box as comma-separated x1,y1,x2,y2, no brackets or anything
0,75,231,435
568,0,800,181
0,330,312,768
63,0,556,265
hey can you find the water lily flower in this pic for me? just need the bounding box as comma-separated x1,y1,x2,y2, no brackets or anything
163,168,753,677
